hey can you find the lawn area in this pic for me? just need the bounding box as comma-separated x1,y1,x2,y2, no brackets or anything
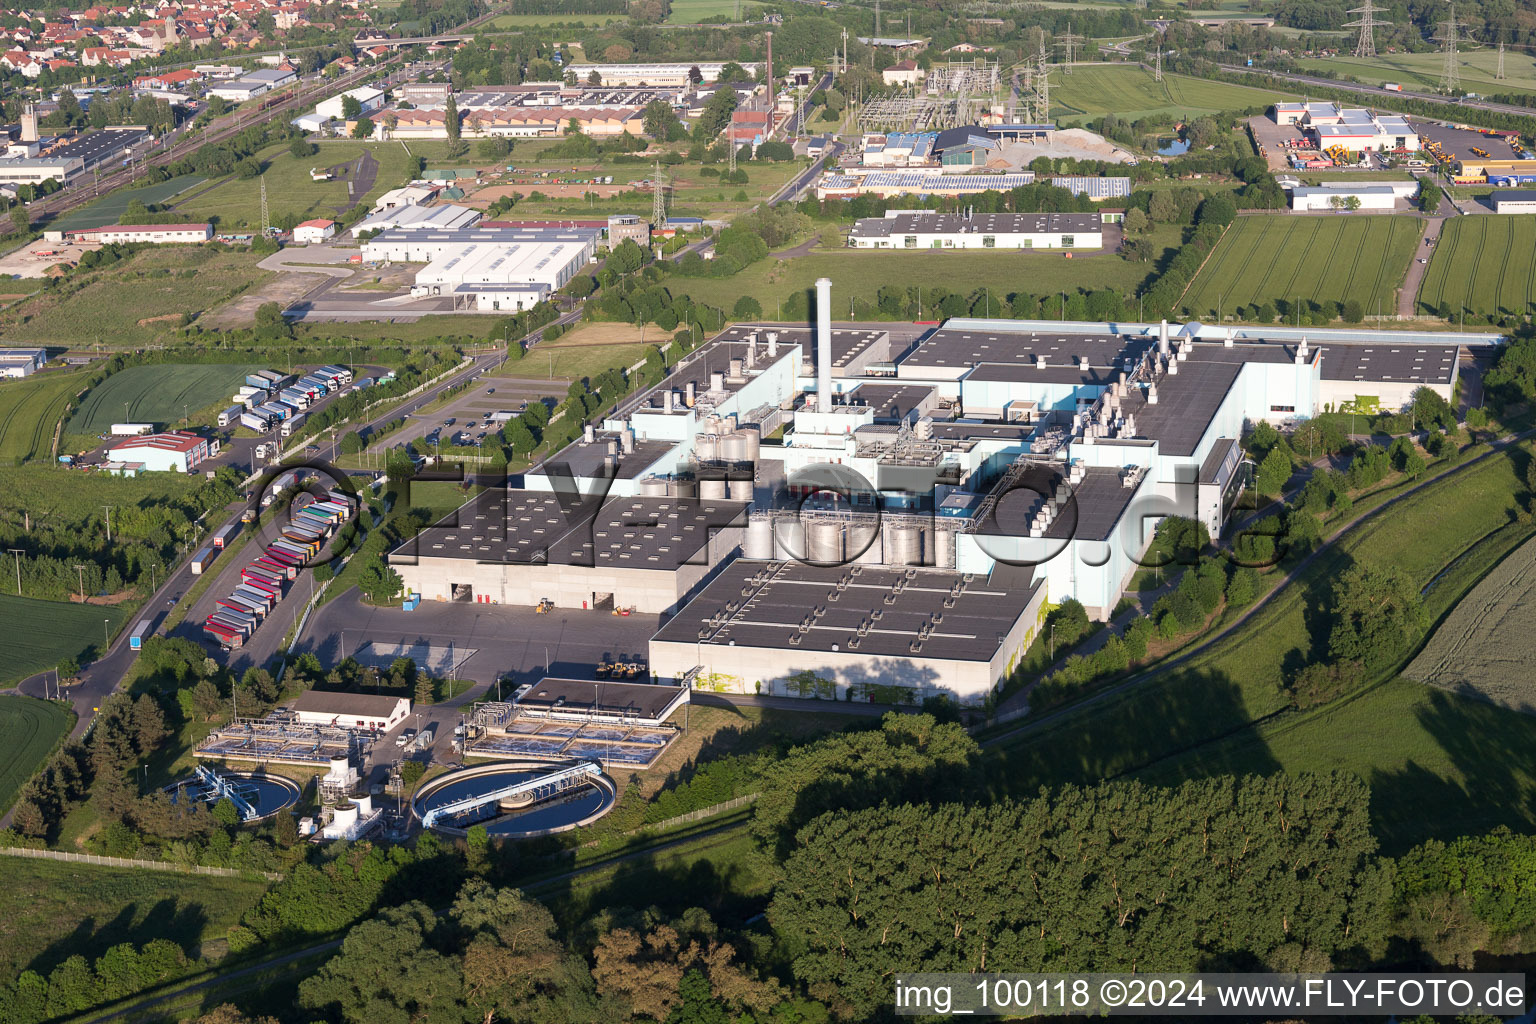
1051,66,1297,123
296,317,497,345
1180,214,1421,319
0,696,72,816
668,238,1173,315
987,445,1536,853
1297,49,1536,99
666,0,764,21
1417,215,1536,317
0,247,270,348
175,141,414,230
68,363,265,435
0,594,130,686
48,173,207,233
0,856,271,980
0,369,85,462
524,322,654,381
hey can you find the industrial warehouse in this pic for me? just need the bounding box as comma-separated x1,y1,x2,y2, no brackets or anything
848,210,1104,249
361,225,600,310
388,277,1484,707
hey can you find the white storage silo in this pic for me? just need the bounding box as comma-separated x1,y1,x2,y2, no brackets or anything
934,528,956,568
745,517,774,559
727,477,753,501
849,520,882,564
774,520,806,561
886,524,922,566
699,477,728,499
807,520,844,564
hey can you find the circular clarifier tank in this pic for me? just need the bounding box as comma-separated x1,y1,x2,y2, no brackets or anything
412,760,616,838
167,769,302,822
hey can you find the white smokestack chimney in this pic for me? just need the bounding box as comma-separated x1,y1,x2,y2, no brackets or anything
815,277,833,411
1158,319,1170,356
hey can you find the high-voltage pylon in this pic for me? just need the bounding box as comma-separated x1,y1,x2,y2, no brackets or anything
1057,23,1083,74
259,175,269,235
1154,37,1163,82
651,161,666,229
1497,41,1507,80
1345,1,1389,59
1435,4,1463,94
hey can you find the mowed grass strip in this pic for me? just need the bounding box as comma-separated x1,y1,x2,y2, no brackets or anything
1418,215,1536,316
1181,215,1418,317
1052,66,1296,122
989,446,1536,850
0,370,86,462
0,696,72,816
0,594,130,687
69,363,264,434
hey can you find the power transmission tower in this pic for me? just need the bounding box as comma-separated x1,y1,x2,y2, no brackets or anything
1057,23,1083,74
1497,41,1507,80
1436,3,1463,95
729,130,737,172
1345,1,1389,59
259,174,269,235
1036,64,1050,124
1154,37,1163,82
652,160,666,229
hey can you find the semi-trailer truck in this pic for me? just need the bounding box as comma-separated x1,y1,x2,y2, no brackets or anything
212,524,238,549
129,618,154,651
191,546,216,574
218,406,242,428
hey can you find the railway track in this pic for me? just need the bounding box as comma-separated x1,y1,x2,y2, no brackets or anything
21,63,400,227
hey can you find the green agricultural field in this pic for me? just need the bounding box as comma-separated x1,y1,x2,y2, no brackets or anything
0,370,84,462
1417,215,1536,317
0,857,270,980
1051,66,1298,123
0,594,130,686
68,363,265,434
1405,533,1536,711
1181,214,1421,319
175,141,413,230
1297,49,1536,99
668,234,1180,317
0,247,270,348
48,174,208,233
991,445,1536,852
0,696,72,816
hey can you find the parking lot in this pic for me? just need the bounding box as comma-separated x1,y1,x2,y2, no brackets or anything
371,373,569,453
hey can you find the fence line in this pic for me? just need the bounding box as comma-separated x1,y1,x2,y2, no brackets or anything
0,844,282,880
581,792,761,848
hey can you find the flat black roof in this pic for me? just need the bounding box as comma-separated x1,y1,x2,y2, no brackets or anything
843,381,934,420
904,325,1149,370
712,323,892,372
389,487,748,569
1200,437,1240,483
1317,343,1457,385
516,677,685,720
59,126,147,169
653,560,1040,661
1492,190,1536,203
540,434,674,480
1119,357,1245,458
977,464,1140,543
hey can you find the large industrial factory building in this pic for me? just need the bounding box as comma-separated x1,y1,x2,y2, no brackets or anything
391,278,1485,707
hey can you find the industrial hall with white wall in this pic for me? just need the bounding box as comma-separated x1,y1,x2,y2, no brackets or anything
388,278,1487,707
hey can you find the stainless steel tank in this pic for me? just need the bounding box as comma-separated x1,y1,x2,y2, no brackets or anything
699,477,728,499
727,477,753,501
849,520,882,564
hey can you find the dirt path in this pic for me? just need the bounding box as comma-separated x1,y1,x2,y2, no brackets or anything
1397,214,1444,317
336,151,378,215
